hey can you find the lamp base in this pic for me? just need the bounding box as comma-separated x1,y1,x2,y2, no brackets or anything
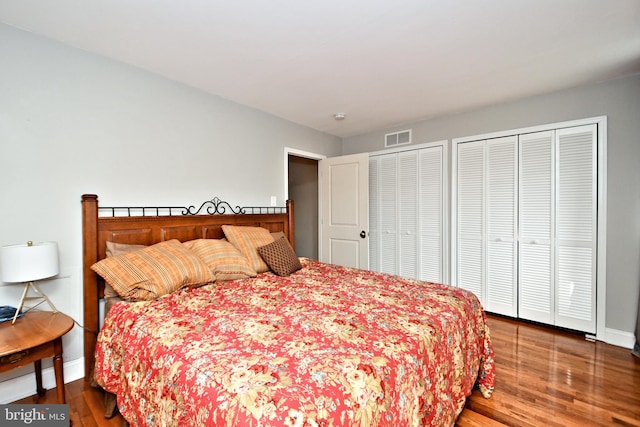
12,281,58,324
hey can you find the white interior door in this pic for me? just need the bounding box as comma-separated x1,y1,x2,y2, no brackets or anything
398,151,419,278
370,144,445,283
418,146,445,283
486,136,518,316
372,154,398,274
320,153,369,269
452,117,605,338
554,124,597,333
518,130,554,324
455,140,485,301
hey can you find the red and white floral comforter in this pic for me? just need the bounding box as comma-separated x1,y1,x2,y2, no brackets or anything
95,258,494,426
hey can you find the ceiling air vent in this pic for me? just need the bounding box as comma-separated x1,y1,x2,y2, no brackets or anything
385,129,412,147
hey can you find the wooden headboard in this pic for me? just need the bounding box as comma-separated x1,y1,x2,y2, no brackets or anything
81,194,295,378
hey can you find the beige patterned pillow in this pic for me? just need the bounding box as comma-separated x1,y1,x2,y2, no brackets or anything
91,239,214,301
257,236,302,276
184,239,257,281
104,242,148,298
222,225,274,273
270,231,286,241
105,241,147,258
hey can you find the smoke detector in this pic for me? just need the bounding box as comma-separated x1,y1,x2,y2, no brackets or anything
333,113,346,121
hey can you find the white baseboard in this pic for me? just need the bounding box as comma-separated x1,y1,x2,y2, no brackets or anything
0,357,84,404
605,328,636,349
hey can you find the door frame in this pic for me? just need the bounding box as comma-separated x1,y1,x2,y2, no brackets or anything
284,147,326,256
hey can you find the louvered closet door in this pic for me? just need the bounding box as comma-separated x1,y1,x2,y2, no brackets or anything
419,146,443,283
378,154,398,274
456,141,485,301
369,157,380,272
519,131,554,324
398,151,418,278
555,125,596,333
369,145,445,281
486,136,517,316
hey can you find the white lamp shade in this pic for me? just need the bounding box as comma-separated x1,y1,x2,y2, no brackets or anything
0,241,59,283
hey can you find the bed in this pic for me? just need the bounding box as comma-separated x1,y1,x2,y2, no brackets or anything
82,194,494,426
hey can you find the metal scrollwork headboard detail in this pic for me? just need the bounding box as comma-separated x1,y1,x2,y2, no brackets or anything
184,197,245,215
98,197,285,217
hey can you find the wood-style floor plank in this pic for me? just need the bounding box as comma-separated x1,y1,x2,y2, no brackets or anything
12,315,640,426
458,315,640,427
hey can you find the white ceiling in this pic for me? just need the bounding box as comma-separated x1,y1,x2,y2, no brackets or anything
1,0,640,138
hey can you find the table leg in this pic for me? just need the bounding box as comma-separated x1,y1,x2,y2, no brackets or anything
34,360,46,396
53,338,66,404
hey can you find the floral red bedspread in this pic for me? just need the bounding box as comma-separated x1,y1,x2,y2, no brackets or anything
95,258,494,426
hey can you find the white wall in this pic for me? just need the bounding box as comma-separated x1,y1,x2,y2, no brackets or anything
343,73,640,341
0,23,341,401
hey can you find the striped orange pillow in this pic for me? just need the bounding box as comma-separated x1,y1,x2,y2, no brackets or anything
91,239,214,301
184,239,257,281
222,225,274,273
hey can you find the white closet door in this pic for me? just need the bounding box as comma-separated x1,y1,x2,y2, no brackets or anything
456,140,485,301
379,154,398,274
453,119,601,334
518,131,554,324
486,136,518,316
368,157,380,272
398,151,418,278
555,125,597,333
419,146,444,283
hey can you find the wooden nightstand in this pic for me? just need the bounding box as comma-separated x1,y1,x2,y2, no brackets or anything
0,311,74,403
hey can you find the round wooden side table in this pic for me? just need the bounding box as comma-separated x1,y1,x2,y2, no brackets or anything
0,311,74,403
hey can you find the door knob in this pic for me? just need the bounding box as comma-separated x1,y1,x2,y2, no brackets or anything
360,230,367,239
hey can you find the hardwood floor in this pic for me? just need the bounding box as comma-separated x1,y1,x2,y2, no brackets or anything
457,315,640,427
12,315,640,426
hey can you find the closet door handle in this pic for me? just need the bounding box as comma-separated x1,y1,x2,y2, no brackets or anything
360,230,367,239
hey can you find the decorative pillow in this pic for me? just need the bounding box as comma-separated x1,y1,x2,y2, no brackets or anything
257,236,302,276
222,225,274,273
271,231,286,241
91,239,215,301
184,239,257,281
104,242,148,298
105,241,147,258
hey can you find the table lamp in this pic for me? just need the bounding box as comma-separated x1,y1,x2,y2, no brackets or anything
0,241,59,323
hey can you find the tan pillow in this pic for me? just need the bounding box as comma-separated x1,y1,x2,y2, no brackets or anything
91,239,214,301
257,236,302,277
104,242,148,298
222,225,274,273
184,239,257,281
271,231,286,241
105,241,147,258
